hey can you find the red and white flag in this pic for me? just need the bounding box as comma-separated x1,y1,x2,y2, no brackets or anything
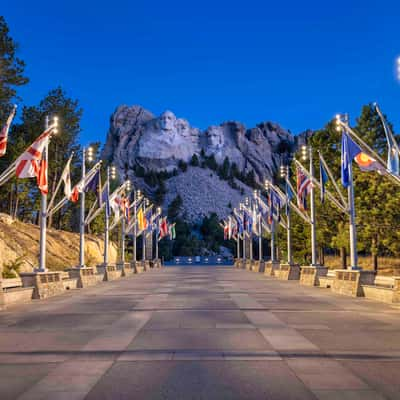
159,217,168,239
0,105,17,157
70,185,80,203
15,128,52,194
61,155,73,200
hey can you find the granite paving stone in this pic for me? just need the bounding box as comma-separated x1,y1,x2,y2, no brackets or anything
0,266,398,399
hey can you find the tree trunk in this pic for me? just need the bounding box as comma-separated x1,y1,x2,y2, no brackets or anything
319,246,325,265
340,247,347,269
373,254,378,272
9,183,13,215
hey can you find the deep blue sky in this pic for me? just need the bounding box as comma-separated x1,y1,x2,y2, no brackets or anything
5,0,400,144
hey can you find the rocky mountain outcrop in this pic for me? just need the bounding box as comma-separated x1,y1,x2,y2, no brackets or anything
102,105,296,183
163,167,254,223
102,105,299,223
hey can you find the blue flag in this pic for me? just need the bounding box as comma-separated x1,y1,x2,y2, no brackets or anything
285,181,294,216
145,209,153,232
235,213,244,235
101,181,110,218
341,132,361,188
319,157,329,203
85,170,102,205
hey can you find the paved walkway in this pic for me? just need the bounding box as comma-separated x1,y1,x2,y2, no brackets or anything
1,267,400,399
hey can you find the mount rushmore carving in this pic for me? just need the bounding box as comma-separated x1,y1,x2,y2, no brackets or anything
102,105,296,184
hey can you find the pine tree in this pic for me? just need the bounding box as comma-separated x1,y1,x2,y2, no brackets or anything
0,16,29,121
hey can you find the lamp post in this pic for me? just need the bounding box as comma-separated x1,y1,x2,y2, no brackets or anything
78,146,94,268
104,165,117,266
239,202,246,260
155,207,161,260
234,208,240,259
142,198,150,261
335,113,359,270
38,115,58,272
133,189,141,263
301,144,318,266
245,196,253,261
120,180,131,265
253,190,262,261
280,165,293,265
265,180,276,262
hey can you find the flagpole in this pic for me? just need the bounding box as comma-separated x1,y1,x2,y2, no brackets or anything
121,214,126,264
133,190,140,262
104,166,110,266
347,158,358,269
240,203,246,260
254,191,263,261
79,147,90,268
142,198,149,262
280,165,293,265
38,116,49,272
155,207,161,260
336,114,359,270
309,146,317,266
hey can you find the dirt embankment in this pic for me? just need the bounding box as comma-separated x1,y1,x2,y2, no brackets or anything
0,213,117,272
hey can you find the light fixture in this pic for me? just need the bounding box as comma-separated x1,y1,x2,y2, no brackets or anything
87,146,94,162
52,115,59,134
301,145,308,161
110,165,117,180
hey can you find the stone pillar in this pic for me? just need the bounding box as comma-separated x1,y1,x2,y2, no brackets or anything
67,267,97,288
331,269,375,297
276,263,301,280
393,277,400,303
20,272,64,299
300,266,328,286
264,261,280,276
0,275,4,311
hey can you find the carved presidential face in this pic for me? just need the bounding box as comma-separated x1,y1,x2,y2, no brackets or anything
207,126,224,148
249,128,263,145
159,111,176,132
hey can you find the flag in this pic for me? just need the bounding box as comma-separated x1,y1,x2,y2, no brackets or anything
37,157,48,195
121,197,130,222
169,223,176,239
109,194,121,220
15,128,51,194
145,209,152,232
101,181,110,218
70,186,80,203
223,222,229,240
319,156,329,203
235,212,244,235
61,155,73,200
285,180,294,215
296,167,312,211
137,207,146,231
354,152,386,174
0,105,16,157
376,104,399,175
85,169,102,205
243,209,252,233
160,217,168,239
231,218,238,240
228,216,232,239
341,132,385,188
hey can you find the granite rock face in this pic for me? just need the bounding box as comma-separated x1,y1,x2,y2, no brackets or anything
102,105,296,183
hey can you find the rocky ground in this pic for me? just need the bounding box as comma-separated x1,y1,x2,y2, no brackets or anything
0,213,117,273
163,167,254,224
